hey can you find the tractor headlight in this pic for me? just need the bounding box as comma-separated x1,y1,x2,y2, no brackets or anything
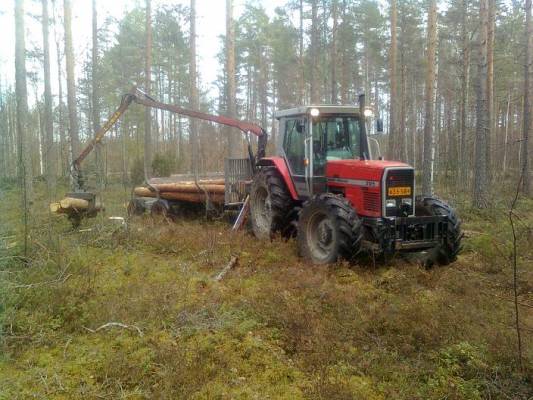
386,199,396,208
401,198,412,206
310,108,320,117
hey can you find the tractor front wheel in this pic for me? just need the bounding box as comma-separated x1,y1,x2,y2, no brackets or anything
250,167,295,239
415,196,463,266
297,194,362,265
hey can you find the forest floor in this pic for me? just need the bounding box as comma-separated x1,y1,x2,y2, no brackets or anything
0,180,532,399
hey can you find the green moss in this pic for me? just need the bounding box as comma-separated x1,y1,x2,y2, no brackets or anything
0,183,532,399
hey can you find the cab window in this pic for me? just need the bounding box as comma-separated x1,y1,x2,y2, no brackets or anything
312,116,361,175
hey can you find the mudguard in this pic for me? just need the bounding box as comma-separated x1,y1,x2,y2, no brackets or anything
257,157,299,200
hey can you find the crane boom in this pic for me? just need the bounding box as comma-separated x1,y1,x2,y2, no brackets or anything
71,87,267,191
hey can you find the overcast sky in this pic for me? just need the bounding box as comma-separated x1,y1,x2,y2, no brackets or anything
0,0,286,100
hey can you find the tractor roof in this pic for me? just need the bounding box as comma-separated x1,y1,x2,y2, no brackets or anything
274,105,361,119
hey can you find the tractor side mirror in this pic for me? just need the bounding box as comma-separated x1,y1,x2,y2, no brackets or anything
376,118,384,133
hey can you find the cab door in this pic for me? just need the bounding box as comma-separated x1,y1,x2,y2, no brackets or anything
280,116,310,198
308,117,328,196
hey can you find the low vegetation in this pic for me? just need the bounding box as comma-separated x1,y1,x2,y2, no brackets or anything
0,182,531,399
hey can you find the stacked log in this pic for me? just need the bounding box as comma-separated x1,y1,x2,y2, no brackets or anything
50,197,103,215
134,179,226,204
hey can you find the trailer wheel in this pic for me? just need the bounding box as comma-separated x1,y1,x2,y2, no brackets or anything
415,196,463,266
127,198,145,216
150,199,172,223
297,194,362,265
250,167,295,239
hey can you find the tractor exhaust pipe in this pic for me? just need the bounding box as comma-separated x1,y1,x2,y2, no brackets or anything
358,93,371,160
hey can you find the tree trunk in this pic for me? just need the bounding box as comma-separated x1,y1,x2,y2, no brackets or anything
299,0,305,103
330,0,338,104
190,0,199,174
15,0,32,256
459,0,470,185
226,0,239,157
42,0,55,191
15,0,32,199
522,0,532,195
64,0,79,173
310,0,320,104
503,89,511,175
473,0,489,207
339,0,348,104
422,0,438,196
92,0,103,186
144,0,152,177
52,0,66,177
389,0,398,159
486,0,495,183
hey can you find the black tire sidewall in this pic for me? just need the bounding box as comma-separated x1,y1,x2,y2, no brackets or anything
298,199,342,264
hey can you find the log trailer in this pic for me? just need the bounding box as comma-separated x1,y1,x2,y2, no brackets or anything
55,88,462,265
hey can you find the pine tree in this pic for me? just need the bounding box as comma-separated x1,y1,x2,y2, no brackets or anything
144,0,152,177
522,0,532,195
422,0,438,196
473,0,489,207
64,0,79,174
42,0,55,190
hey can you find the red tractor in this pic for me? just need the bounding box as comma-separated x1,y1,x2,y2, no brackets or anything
249,96,462,265
58,89,462,265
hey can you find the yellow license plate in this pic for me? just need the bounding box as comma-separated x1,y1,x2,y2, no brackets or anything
388,186,411,197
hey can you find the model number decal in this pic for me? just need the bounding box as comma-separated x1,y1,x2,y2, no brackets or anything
327,177,379,188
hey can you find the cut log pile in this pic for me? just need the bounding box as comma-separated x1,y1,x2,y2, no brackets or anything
134,179,226,204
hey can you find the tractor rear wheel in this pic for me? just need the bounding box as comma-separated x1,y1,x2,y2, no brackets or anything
415,196,463,266
297,194,362,265
250,167,295,239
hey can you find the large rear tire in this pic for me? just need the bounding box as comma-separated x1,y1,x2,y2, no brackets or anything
415,196,462,266
250,167,295,239
297,194,362,265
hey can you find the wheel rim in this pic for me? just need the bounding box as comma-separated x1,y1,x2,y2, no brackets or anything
252,187,272,235
306,211,336,261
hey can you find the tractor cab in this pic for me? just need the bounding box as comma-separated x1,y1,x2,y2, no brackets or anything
275,105,373,200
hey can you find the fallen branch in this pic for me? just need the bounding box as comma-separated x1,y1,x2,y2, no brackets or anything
83,322,143,337
214,256,239,281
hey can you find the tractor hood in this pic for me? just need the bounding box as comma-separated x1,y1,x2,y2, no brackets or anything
326,159,411,181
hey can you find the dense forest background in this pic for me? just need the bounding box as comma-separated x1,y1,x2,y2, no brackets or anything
0,0,532,206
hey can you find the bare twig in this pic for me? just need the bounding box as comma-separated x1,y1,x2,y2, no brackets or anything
83,322,143,337
8,273,72,289
214,255,239,281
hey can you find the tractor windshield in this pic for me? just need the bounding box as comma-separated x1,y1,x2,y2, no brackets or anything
312,116,361,173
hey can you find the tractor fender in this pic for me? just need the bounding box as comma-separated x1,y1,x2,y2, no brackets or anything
257,157,299,200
